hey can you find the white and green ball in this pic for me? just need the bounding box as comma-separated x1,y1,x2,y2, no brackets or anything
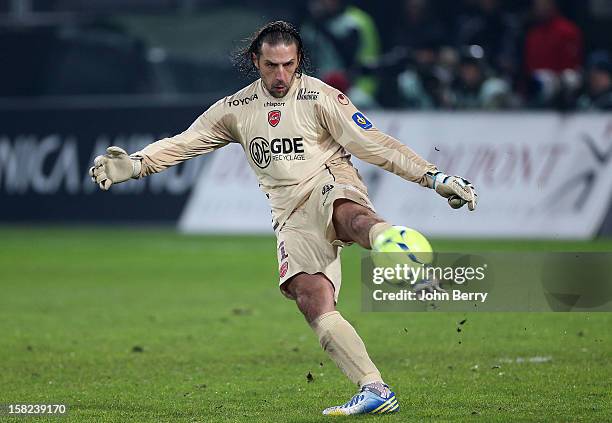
371,226,433,284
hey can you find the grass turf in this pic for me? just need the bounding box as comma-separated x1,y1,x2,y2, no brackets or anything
0,227,611,422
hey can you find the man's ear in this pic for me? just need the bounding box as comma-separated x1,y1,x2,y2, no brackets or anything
252,52,259,69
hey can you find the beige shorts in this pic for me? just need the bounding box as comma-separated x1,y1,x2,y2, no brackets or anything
277,158,375,302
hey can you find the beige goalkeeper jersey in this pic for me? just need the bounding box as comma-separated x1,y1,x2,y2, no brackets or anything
133,75,437,231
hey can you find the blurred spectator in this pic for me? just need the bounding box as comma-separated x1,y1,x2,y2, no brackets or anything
455,0,520,78
301,0,381,107
390,0,452,109
393,0,448,54
449,45,511,109
396,65,438,109
578,51,612,110
524,0,583,76
396,46,453,110
523,0,584,108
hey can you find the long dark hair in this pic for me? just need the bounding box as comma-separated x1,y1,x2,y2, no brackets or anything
232,20,311,80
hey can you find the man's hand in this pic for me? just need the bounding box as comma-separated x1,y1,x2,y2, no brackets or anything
426,172,478,211
89,146,141,191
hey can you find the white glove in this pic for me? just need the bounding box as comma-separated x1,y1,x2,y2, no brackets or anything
413,276,447,297
89,146,141,191
426,172,478,211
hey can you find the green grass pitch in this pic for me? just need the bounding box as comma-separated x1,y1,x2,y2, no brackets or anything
0,228,611,422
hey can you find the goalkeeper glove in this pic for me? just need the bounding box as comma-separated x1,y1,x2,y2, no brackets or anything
89,146,141,191
426,171,478,211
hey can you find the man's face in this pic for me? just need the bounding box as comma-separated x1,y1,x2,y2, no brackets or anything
253,42,300,98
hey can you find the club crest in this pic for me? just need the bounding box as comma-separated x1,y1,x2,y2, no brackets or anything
268,110,281,127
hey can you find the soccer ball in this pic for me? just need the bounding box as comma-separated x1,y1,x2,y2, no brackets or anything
371,226,433,284
372,225,433,262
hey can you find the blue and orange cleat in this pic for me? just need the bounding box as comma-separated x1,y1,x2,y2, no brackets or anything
322,384,399,416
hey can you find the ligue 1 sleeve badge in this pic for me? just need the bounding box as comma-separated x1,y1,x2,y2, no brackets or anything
352,112,373,130
268,110,281,127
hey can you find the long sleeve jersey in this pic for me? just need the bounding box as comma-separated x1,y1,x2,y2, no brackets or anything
132,75,437,230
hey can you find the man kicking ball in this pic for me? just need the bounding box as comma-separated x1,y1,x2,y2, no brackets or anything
89,21,477,416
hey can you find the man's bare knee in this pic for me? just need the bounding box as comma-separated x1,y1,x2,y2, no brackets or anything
349,210,377,234
285,273,335,323
333,199,384,247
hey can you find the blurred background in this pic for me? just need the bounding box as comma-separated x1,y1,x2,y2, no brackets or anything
2,0,612,238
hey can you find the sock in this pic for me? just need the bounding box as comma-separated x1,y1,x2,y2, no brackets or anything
368,222,393,249
310,311,382,387
362,381,391,398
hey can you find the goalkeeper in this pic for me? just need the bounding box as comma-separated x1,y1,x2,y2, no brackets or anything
89,21,477,416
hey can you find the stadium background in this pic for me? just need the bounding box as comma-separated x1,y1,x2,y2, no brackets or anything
1,1,612,422
2,0,612,235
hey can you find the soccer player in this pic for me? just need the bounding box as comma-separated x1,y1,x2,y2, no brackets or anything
89,21,477,416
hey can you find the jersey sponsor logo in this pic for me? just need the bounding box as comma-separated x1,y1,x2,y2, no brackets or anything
337,93,349,105
248,136,306,168
352,112,373,130
296,88,319,101
268,110,281,127
271,137,304,154
226,93,258,107
264,101,285,107
249,137,271,169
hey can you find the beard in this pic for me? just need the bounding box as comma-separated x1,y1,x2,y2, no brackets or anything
266,76,294,98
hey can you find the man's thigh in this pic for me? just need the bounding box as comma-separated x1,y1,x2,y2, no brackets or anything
309,178,376,246
276,211,343,302
275,161,377,302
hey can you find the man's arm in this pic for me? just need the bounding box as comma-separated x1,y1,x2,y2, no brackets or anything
317,89,477,210
90,98,235,190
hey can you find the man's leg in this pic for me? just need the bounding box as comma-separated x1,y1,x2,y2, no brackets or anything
284,273,383,387
285,272,335,324
283,197,402,415
309,199,398,414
